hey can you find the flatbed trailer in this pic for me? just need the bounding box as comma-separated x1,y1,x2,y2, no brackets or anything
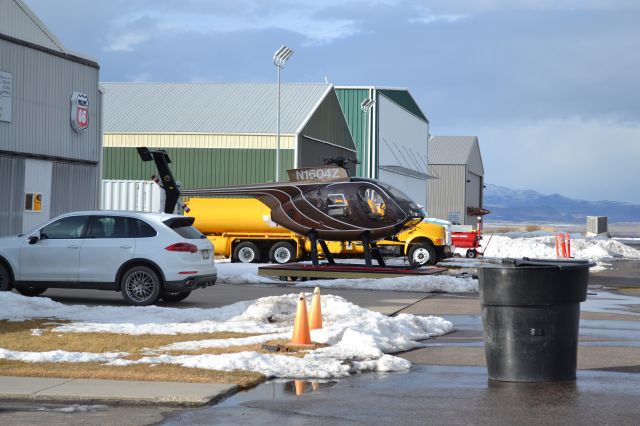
258,263,446,280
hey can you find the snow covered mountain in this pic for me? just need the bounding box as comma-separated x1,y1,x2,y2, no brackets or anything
484,184,640,223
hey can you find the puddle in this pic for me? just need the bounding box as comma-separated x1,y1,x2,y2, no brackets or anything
215,379,339,408
582,291,640,317
0,404,107,414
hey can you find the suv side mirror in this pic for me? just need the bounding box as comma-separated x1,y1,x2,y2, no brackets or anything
28,235,39,245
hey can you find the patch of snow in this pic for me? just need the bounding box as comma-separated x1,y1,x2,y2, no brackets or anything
0,292,453,379
294,275,478,293
160,333,289,351
0,348,127,363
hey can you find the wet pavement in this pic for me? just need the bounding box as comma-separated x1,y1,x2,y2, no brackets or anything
162,366,640,425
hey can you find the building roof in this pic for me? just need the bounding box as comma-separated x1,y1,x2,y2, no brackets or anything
1,0,66,53
335,86,428,123
428,136,478,164
102,82,333,134
1,0,98,65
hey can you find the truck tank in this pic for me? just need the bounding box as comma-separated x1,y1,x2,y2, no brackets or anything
185,198,287,234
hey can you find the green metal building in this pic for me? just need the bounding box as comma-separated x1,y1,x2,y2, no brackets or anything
101,83,356,189
335,86,431,207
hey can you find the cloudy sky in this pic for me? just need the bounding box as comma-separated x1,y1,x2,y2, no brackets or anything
25,0,640,203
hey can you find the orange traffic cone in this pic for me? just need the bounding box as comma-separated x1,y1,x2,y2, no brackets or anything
289,292,313,347
308,286,323,330
565,232,571,258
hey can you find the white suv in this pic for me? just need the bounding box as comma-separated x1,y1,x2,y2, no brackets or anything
0,211,217,306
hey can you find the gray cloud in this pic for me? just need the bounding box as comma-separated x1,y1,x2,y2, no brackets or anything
23,0,640,203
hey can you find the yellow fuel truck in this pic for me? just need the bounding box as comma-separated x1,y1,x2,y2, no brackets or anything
185,197,452,266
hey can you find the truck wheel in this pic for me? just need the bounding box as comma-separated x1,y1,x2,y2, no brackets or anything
466,249,477,258
0,263,12,291
408,243,437,267
269,242,295,264
233,242,261,263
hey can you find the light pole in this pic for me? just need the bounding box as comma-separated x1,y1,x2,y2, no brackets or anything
360,98,375,177
273,45,294,182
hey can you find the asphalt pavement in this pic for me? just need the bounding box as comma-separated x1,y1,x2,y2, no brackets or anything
1,260,639,425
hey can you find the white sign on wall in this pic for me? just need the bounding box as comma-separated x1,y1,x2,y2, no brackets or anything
0,70,12,123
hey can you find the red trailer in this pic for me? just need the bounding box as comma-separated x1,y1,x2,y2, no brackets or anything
450,213,491,258
451,229,482,258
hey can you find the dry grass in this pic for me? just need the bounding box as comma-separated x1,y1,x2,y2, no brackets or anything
0,360,264,387
0,319,309,384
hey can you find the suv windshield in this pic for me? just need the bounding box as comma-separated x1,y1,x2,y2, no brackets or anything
163,217,205,239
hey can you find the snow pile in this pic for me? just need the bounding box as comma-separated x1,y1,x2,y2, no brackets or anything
0,292,453,379
294,275,478,293
216,261,477,292
483,234,640,264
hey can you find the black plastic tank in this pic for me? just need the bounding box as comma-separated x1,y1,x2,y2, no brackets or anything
479,258,593,382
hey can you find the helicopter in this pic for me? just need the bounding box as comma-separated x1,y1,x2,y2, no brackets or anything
137,147,425,266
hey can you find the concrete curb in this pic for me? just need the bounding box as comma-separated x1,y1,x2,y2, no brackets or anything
0,376,239,407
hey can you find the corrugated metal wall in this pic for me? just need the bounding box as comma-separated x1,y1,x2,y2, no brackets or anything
0,1,64,52
297,136,356,176
427,164,466,223
50,161,99,217
103,147,294,188
301,90,356,153
0,155,25,236
103,133,296,150
0,38,101,163
335,88,370,176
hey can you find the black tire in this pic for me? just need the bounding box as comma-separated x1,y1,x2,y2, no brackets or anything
269,242,296,264
161,290,192,303
0,263,12,291
16,287,46,297
233,242,261,263
120,265,161,306
408,242,437,267
466,249,477,258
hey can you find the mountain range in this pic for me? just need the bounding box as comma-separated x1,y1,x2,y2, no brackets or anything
483,184,640,223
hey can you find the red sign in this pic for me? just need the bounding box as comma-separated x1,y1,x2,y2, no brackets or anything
70,92,89,133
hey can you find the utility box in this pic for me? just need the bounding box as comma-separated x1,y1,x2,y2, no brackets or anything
586,216,608,237
101,180,164,213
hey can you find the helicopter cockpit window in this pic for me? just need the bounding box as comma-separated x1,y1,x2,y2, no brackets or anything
358,187,386,221
327,193,350,217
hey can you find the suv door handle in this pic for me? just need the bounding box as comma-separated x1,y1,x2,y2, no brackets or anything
67,245,80,249
120,245,132,249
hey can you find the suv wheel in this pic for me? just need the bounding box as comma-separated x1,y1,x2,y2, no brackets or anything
16,287,47,297
0,264,12,291
121,266,161,306
161,290,192,303
233,242,261,263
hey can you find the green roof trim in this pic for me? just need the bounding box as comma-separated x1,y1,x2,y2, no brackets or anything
378,89,428,122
